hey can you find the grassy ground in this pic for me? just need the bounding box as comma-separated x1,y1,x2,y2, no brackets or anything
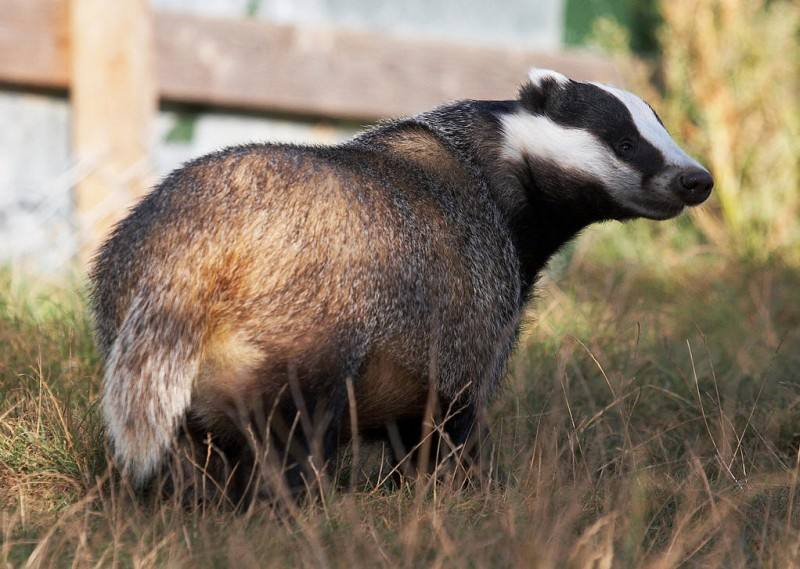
1,223,799,567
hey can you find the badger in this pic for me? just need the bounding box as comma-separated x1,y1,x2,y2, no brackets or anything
90,68,713,498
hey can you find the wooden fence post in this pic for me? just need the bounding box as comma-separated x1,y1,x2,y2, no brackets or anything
70,0,156,265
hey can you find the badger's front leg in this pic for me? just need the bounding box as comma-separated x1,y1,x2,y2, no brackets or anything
426,312,517,484
383,395,493,488
382,334,512,487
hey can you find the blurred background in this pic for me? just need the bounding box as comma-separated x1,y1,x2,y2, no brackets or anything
2,0,795,274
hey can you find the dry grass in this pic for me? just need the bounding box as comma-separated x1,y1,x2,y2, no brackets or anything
1,254,799,568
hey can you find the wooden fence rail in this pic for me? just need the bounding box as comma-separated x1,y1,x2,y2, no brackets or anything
0,0,621,121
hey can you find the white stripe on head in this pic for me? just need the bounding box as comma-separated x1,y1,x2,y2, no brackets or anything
528,68,569,88
500,112,639,196
590,82,702,169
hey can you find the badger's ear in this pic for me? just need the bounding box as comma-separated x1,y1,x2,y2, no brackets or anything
518,68,569,112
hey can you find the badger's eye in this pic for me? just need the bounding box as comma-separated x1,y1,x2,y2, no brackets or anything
616,138,636,156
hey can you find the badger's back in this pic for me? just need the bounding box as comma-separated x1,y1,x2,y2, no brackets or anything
93,143,430,350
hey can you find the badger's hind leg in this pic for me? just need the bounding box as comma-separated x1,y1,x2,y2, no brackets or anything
162,411,254,508
182,332,361,505
148,329,275,507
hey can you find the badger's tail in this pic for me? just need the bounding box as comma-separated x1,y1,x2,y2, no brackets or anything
102,291,205,486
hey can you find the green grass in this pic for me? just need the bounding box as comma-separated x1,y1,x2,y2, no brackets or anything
1,238,799,568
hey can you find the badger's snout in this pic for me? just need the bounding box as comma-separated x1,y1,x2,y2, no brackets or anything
672,167,714,206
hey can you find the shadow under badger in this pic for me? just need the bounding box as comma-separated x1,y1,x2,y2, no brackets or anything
91,68,713,500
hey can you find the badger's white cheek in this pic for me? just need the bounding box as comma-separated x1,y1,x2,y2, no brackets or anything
499,112,640,196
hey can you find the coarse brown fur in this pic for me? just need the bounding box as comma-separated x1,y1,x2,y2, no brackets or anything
92,124,520,498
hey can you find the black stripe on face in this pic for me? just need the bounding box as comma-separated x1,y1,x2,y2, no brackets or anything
522,81,666,181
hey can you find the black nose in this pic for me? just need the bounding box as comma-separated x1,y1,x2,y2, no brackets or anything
676,168,714,205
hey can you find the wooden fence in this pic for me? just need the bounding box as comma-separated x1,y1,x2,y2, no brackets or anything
0,0,621,262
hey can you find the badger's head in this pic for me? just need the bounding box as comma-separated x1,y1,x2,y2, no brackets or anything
501,68,713,221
